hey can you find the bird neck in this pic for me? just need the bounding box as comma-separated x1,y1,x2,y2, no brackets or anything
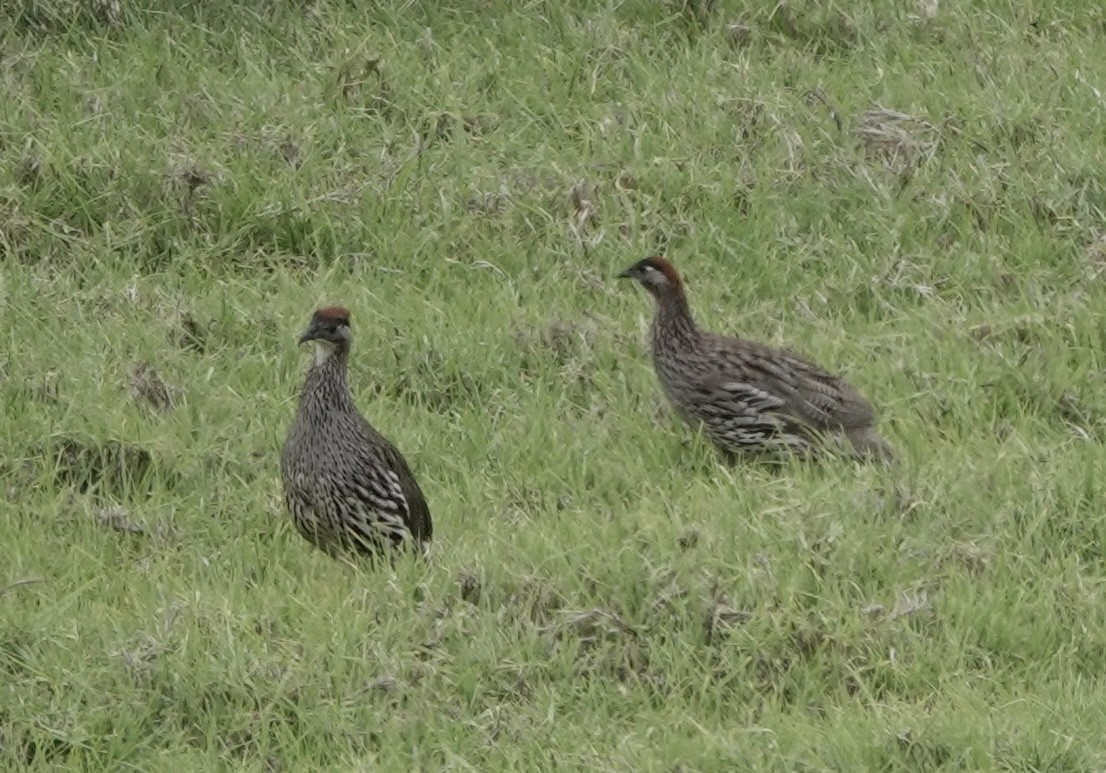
652,286,698,344
302,344,356,411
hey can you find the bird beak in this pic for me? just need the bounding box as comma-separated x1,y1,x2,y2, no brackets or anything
616,267,634,280
297,324,318,346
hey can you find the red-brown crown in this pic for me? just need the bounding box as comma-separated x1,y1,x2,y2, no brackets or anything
313,305,350,324
618,256,683,289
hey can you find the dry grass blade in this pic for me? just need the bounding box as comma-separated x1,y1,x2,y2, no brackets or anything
568,179,603,250
0,577,45,597
704,597,751,644
544,608,638,644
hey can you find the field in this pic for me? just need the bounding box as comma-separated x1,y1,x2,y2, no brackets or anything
4,0,1106,769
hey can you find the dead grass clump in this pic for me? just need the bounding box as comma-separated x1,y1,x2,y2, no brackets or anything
1083,229,1106,280
457,569,482,605
48,435,172,497
128,361,179,413
172,311,209,353
767,3,859,56
513,317,598,371
333,54,395,118
95,504,146,535
857,106,941,172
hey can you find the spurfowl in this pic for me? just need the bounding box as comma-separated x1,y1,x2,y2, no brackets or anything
280,306,433,559
618,257,894,463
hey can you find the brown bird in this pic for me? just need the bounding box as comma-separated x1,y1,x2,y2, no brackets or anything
280,306,432,560
617,257,894,463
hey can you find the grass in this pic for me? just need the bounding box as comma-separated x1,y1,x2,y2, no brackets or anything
4,0,1106,768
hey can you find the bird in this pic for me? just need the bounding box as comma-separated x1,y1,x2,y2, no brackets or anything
280,305,433,560
617,256,895,463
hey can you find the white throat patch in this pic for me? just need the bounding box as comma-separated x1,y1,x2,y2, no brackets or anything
314,342,336,366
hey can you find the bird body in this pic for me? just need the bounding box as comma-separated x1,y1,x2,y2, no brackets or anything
619,258,894,462
281,306,432,559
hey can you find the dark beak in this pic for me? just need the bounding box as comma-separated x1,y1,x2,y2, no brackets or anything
616,267,635,280
297,324,318,346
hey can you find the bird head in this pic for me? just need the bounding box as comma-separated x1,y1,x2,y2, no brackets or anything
617,256,683,296
298,306,352,362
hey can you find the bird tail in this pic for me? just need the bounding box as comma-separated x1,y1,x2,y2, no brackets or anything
845,426,896,465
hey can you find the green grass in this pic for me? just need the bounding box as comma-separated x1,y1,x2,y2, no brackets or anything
4,0,1106,768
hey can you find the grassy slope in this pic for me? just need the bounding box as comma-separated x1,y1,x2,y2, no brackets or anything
4,0,1106,769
